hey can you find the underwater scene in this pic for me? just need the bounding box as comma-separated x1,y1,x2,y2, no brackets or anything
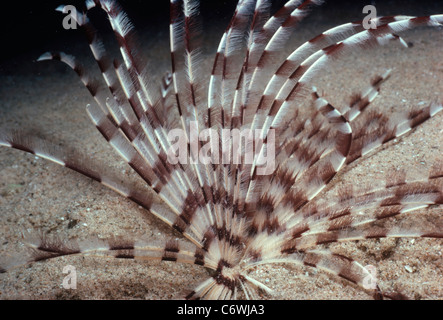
0,0,442,300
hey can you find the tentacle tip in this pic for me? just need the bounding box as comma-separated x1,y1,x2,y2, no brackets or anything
0,255,29,274
383,69,392,77
399,37,409,48
430,102,443,117
55,5,65,13
37,52,52,62
85,0,98,10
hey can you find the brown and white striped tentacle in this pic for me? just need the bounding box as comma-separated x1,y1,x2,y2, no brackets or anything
86,0,215,241
248,16,407,133
230,0,271,129
86,104,178,203
208,0,255,217
93,0,156,108
91,62,206,232
221,0,271,226
240,115,321,221
0,131,203,248
245,93,352,235
0,234,218,274
246,248,382,297
291,225,443,252
285,202,442,251
205,0,258,233
95,9,173,154
186,278,240,300
208,0,256,130
240,0,309,126
169,0,205,137
268,41,399,137
219,0,258,130
39,8,195,218
243,39,396,206
86,102,214,245
346,102,443,164
288,173,443,236
168,0,226,237
254,24,406,141
342,69,392,122
0,130,158,217
57,5,128,107
226,0,271,131
83,2,156,134
183,0,221,228
206,1,267,223
280,183,442,252
91,1,185,171
269,15,443,135
240,100,345,234
168,2,202,166
244,0,305,69
239,18,412,215
156,71,176,129
37,51,113,119
111,62,196,205
185,268,273,300
169,0,187,128
243,0,324,127
83,1,231,249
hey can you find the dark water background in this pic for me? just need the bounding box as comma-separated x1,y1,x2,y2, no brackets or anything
1,0,443,62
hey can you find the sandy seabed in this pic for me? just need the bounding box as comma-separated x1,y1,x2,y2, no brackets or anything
0,2,442,300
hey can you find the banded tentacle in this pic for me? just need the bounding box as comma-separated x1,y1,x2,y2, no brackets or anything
0,233,217,274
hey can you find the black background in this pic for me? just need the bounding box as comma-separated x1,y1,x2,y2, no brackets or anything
0,0,442,62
